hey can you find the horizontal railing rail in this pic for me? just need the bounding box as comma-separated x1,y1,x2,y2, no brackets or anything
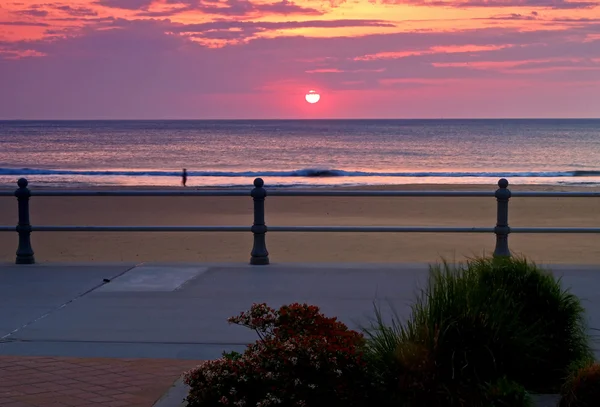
2,190,600,198
0,177,598,265
0,190,250,197
0,225,494,233
3,226,600,233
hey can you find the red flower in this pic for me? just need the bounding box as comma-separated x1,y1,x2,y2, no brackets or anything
185,303,370,407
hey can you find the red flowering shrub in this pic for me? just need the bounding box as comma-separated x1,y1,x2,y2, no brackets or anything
559,363,600,407
184,303,373,407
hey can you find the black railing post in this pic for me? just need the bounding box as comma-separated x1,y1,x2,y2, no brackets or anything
15,178,35,264
493,178,511,257
250,178,269,265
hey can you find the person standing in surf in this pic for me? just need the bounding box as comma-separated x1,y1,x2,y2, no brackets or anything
181,168,188,187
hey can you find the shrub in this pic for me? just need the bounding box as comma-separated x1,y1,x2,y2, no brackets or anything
483,376,533,407
363,256,592,401
559,363,600,407
184,303,373,407
473,257,593,391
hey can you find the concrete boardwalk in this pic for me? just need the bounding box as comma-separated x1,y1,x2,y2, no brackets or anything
0,261,599,406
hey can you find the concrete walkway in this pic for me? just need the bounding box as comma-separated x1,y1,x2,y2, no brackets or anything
0,261,599,406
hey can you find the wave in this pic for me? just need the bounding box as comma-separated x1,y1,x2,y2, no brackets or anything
1,168,600,178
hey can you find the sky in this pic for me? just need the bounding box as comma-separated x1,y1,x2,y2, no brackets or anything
0,0,599,119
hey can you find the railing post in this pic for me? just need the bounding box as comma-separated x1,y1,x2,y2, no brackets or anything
15,178,35,264
250,178,269,265
493,178,511,257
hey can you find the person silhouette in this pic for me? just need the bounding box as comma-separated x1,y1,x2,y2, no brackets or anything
182,168,188,187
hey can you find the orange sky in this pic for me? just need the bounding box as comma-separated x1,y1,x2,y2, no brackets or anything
1,0,599,118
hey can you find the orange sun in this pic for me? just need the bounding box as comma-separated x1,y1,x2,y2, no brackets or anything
305,90,321,104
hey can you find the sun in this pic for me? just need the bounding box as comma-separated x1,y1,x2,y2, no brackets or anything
305,90,320,104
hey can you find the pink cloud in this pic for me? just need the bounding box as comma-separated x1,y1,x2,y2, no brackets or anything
123,0,324,17
355,44,511,60
95,0,154,10
0,47,46,59
55,5,99,17
306,67,386,73
176,19,394,31
0,21,49,26
371,0,599,9
16,8,49,17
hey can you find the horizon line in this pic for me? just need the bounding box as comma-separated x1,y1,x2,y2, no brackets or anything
2,118,600,121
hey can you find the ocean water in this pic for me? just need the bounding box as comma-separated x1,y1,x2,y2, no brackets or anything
1,119,599,188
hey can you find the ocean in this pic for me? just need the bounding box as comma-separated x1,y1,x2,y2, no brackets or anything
1,119,599,188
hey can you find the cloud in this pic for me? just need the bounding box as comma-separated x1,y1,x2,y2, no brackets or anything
0,20,49,26
190,0,323,17
115,18,397,43
487,12,538,19
95,0,155,10
55,5,99,17
135,7,191,16
355,44,510,60
430,57,600,71
371,0,599,9
0,48,46,59
175,18,394,33
17,9,49,17
306,67,386,73
552,16,600,21
252,0,322,15
98,0,323,16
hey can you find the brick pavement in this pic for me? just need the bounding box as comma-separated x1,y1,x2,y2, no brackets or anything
0,356,203,407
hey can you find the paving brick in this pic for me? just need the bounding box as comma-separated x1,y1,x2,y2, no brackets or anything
106,401,130,407
3,401,32,407
0,356,202,407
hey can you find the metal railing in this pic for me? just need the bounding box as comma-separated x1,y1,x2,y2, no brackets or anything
1,177,599,265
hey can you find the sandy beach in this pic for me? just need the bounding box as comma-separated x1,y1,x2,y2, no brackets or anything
1,183,600,265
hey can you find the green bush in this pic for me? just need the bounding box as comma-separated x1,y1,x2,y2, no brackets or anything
483,377,533,407
363,256,592,402
472,256,593,391
559,363,600,407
